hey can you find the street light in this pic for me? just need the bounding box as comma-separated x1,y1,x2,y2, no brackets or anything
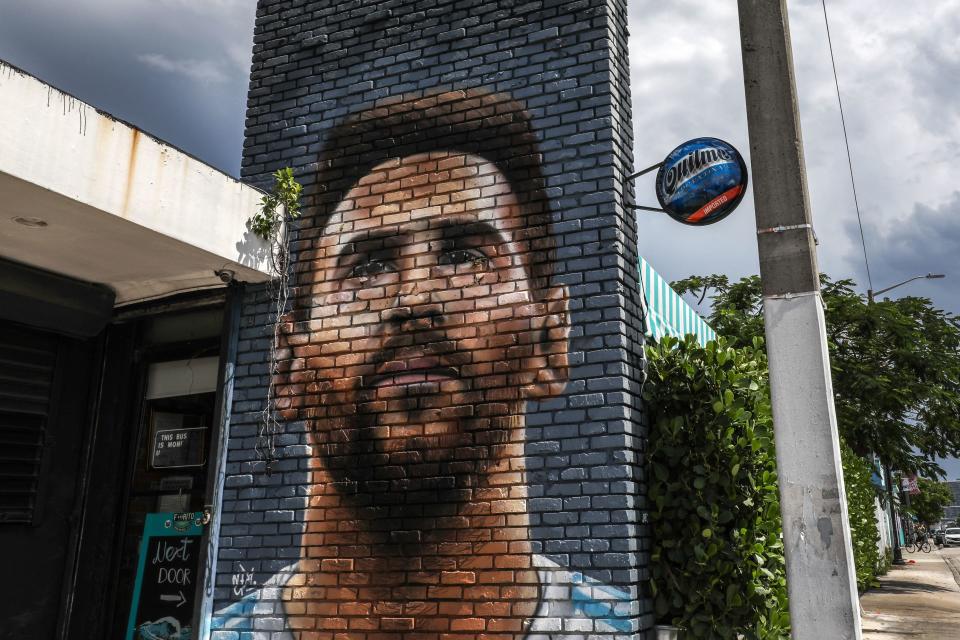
866,272,946,564
867,273,946,303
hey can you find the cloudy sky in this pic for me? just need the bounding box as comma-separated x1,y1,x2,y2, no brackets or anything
1,2,957,469
629,0,959,313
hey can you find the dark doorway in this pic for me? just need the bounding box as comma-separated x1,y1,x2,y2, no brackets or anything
0,321,98,640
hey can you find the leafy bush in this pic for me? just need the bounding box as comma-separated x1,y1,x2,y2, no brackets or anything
644,335,789,639
839,443,882,591
878,547,892,576
248,167,302,241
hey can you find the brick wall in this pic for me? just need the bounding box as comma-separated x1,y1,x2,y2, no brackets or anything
211,0,651,637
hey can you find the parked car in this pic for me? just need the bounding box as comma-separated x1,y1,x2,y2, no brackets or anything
934,529,945,547
944,527,960,547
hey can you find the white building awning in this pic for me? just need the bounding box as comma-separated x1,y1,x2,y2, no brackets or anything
0,61,272,306
640,256,717,346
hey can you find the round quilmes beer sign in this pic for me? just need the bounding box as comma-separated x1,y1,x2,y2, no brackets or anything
655,137,748,226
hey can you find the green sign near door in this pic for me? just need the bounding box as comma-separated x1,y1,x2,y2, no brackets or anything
125,512,204,640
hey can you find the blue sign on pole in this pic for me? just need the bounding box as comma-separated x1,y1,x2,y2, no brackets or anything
655,137,748,226
125,512,204,640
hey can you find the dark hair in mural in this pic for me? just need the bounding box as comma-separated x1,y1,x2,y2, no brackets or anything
296,88,558,305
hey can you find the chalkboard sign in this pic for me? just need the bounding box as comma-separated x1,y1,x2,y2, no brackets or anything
151,412,206,469
126,512,204,640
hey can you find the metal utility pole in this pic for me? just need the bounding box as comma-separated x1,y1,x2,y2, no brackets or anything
737,2,862,638
883,465,905,564
867,273,944,565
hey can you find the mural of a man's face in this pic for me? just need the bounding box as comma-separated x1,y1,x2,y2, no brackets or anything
268,96,576,637
214,90,636,640
287,151,569,517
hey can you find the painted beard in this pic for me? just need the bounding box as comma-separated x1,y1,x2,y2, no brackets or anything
308,328,523,524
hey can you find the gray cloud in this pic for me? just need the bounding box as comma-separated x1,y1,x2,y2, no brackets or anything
628,0,959,318
850,192,960,313
629,1,760,287
897,4,960,135
0,0,254,175
136,53,231,85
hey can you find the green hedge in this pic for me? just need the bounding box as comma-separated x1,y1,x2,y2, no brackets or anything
644,336,789,639
840,443,882,591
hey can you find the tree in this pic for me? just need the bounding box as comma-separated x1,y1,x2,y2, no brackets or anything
672,274,960,478
910,478,954,525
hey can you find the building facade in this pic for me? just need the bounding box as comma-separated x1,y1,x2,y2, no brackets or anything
0,61,272,639
1,0,662,637
942,480,960,524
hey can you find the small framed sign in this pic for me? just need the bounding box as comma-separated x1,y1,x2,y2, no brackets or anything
150,412,207,469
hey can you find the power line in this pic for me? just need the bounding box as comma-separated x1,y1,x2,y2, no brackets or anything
821,0,874,291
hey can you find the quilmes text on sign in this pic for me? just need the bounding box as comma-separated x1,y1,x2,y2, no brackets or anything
654,137,748,226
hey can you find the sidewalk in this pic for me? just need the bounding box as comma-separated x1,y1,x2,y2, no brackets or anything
860,547,960,639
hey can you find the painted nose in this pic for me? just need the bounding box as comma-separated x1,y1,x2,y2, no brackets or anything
395,280,429,308
383,281,438,330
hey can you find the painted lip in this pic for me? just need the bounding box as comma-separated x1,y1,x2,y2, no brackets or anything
367,356,460,388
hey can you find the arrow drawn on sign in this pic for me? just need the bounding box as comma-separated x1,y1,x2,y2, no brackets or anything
160,591,187,608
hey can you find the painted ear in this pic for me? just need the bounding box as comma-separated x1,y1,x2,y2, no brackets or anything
275,309,297,360
269,309,301,417
524,285,570,399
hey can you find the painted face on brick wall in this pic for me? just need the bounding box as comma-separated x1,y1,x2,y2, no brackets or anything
213,91,637,639
288,151,569,508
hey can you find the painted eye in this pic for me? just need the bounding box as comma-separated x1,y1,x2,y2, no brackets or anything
350,259,393,279
438,248,487,267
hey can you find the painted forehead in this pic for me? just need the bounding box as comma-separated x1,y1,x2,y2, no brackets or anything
318,151,525,244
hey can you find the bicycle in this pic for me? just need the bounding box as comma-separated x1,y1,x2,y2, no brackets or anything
910,535,932,553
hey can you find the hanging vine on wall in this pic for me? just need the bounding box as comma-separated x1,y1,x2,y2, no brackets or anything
249,167,302,473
